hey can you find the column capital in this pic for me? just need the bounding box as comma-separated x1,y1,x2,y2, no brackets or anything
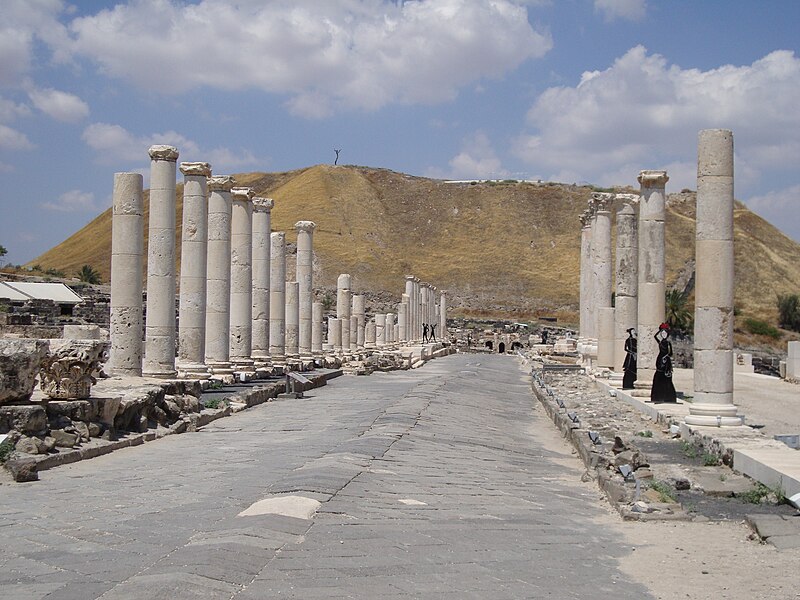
295,220,317,233
590,192,613,212
252,197,274,212
207,175,235,192
579,209,592,227
638,170,669,187
405,274,415,281
148,145,179,162
179,161,211,177
231,187,255,201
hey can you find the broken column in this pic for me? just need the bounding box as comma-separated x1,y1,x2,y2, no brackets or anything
312,301,323,356
593,193,615,369
352,295,366,350
328,317,341,353
439,290,447,341
350,315,358,353
386,313,395,346
251,197,273,368
686,130,743,426
376,313,386,347
109,172,144,376
613,195,639,381
398,300,408,344
143,145,179,378
405,276,415,342
285,281,300,360
337,274,351,356
295,221,316,360
204,175,235,375
229,187,255,374
269,232,286,366
635,170,668,395
177,162,211,379
365,319,376,349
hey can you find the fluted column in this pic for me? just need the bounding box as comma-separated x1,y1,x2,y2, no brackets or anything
686,130,743,426
613,195,639,378
204,175,235,375
109,172,144,376
229,187,255,372
593,192,615,369
143,145,179,378
269,232,286,365
352,295,366,349
635,170,669,393
295,221,316,359
177,162,211,379
251,197,274,367
337,274,351,355
578,209,593,358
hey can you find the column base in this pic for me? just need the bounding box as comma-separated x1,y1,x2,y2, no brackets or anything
630,380,652,398
142,367,178,379
684,403,744,427
206,361,234,376
176,362,211,380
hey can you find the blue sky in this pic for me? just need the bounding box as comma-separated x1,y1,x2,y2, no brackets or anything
1,0,799,266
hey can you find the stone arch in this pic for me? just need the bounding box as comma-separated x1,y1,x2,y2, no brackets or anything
498,341,506,353
485,340,493,350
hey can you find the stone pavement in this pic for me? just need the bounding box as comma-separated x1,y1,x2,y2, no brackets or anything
1,354,653,599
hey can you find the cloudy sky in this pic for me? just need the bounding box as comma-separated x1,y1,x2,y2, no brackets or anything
1,0,799,265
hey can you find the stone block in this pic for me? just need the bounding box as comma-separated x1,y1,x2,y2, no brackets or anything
693,306,733,350
5,452,38,482
696,176,734,240
0,339,48,404
694,349,734,394
695,240,734,307
0,405,47,434
697,129,733,177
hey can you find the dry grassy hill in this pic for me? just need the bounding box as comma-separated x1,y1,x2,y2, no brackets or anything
28,164,800,325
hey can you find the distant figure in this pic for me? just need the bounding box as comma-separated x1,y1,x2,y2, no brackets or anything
422,323,429,343
622,328,637,389
651,323,677,402
429,323,437,342
541,329,549,345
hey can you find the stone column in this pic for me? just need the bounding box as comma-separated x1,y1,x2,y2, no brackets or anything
398,300,408,344
251,197,273,368
295,221,316,359
229,187,255,373
376,313,386,347
269,232,286,366
328,317,341,352
204,175,235,375
177,162,211,379
578,209,593,353
404,276,415,342
413,278,421,342
686,130,743,426
386,313,395,346
635,170,669,394
312,301,324,356
285,281,299,359
420,285,428,335
593,193,615,369
350,315,359,352
439,290,447,340
336,274,351,355
613,196,639,378
365,319,376,349
109,172,144,376
143,145,179,378
352,295,366,349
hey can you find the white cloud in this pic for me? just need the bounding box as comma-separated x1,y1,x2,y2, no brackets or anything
746,184,800,221
27,87,89,122
42,189,97,212
81,122,261,172
67,0,551,117
594,0,646,22
428,131,510,180
0,124,34,150
514,46,800,189
0,96,31,123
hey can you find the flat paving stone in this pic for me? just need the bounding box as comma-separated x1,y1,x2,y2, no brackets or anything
0,354,653,599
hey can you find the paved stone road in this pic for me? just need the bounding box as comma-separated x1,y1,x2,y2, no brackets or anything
1,354,653,599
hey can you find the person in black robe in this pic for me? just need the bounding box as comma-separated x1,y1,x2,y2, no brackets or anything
429,323,437,342
422,323,429,343
622,328,637,389
650,323,677,403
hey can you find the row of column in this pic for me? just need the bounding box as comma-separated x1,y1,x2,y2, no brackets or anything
576,129,742,425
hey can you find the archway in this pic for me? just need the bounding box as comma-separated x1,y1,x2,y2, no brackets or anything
498,342,506,353
485,340,493,350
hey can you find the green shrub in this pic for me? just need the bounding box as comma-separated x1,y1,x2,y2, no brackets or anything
0,438,15,463
743,317,780,339
777,293,800,332
648,480,677,503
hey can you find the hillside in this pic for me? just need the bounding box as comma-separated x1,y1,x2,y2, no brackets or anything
28,164,800,323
